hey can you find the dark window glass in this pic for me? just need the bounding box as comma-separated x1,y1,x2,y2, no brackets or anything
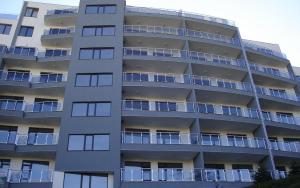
79,49,93,59
82,27,96,36
72,102,111,117
85,5,99,14
0,24,12,35
18,26,34,37
85,5,116,14
72,103,88,116
25,7,39,17
68,135,85,150
64,173,81,188
93,135,109,150
76,75,91,86
64,173,107,188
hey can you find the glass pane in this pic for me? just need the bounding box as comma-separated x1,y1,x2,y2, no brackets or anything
86,6,98,14
76,75,90,86
72,103,87,116
98,74,112,86
68,135,84,150
95,103,111,116
91,175,107,188
102,27,115,36
90,75,98,87
64,173,81,188
85,136,93,150
79,49,93,60
101,49,114,59
82,27,95,36
87,103,95,116
93,135,109,150
82,175,90,188
104,6,116,13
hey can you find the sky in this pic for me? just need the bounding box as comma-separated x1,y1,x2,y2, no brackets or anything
2,0,300,66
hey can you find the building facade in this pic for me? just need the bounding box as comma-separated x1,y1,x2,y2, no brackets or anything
0,0,299,188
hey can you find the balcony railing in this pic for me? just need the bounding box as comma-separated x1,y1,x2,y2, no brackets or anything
249,63,291,79
31,74,67,84
186,29,240,46
0,71,30,82
122,100,260,119
263,111,300,126
38,50,71,58
0,99,25,111
0,70,67,84
122,131,267,149
243,40,287,60
123,72,252,92
124,25,184,36
256,86,300,102
46,8,78,16
16,133,58,145
7,169,53,183
25,101,63,112
43,27,75,35
269,140,300,153
6,47,37,57
123,25,240,46
125,6,235,26
123,47,246,68
121,168,255,182
0,131,16,144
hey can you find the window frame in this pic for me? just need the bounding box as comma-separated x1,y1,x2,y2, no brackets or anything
24,7,39,17
82,26,115,36
0,24,12,35
64,173,108,188
72,102,111,117
75,73,113,87
79,48,114,60
68,134,110,151
18,26,34,37
85,4,117,14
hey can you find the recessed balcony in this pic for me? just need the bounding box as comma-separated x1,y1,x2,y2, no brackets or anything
41,28,74,48
44,9,78,27
250,63,295,87
2,169,53,185
256,86,300,109
123,72,253,103
121,168,255,183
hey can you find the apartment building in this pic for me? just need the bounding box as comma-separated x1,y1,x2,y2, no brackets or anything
0,0,299,188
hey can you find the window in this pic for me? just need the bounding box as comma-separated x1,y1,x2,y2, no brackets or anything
72,102,111,117
217,80,236,89
68,135,109,151
76,73,112,87
27,128,54,145
39,72,63,83
82,26,115,36
64,173,108,188
269,89,287,99
18,26,34,37
85,5,116,14
0,24,12,35
222,106,242,116
0,126,17,144
45,49,67,57
11,47,35,56
198,103,214,114
25,7,39,17
79,48,114,60
0,159,10,171
6,69,30,82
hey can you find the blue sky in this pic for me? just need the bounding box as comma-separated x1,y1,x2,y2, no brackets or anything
2,0,300,66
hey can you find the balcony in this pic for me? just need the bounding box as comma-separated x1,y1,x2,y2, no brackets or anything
264,112,300,135
6,169,53,183
123,47,245,68
250,63,295,87
243,40,288,63
0,71,66,95
123,25,240,53
256,86,300,109
45,9,78,26
37,50,71,70
125,6,236,27
3,47,37,64
269,140,300,153
122,131,267,149
121,168,255,182
0,99,25,119
41,27,75,48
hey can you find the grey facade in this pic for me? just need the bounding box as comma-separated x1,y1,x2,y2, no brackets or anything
0,0,299,188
